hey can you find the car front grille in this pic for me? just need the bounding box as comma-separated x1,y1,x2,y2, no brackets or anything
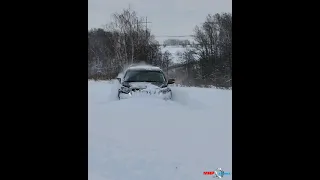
130,88,158,95
131,88,141,92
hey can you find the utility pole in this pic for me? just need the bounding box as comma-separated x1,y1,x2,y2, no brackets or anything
134,17,151,62
145,17,148,40
137,19,139,31
140,17,151,61
145,17,149,61
135,17,151,40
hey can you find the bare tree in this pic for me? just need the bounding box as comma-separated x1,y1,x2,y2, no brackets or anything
191,13,232,88
88,8,163,80
170,13,232,88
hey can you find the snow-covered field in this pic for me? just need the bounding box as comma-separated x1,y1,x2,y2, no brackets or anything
161,45,199,65
161,46,186,64
88,80,232,180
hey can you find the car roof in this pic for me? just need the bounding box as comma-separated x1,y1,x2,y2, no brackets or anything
126,65,162,71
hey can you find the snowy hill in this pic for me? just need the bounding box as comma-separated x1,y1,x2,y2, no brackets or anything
88,80,232,180
161,45,186,64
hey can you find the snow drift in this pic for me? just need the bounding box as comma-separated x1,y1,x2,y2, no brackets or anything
88,80,232,180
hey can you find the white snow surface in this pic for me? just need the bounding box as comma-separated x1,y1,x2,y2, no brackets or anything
88,80,232,180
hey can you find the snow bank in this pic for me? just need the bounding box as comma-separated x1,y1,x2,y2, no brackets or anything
88,80,232,180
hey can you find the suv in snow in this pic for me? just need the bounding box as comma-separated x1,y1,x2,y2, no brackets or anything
116,65,175,100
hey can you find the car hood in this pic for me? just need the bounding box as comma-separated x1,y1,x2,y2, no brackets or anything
123,82,166,89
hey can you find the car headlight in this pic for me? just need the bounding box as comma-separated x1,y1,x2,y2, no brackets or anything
120,86,130,94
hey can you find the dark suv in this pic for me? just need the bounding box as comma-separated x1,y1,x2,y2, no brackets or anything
117,65,175,100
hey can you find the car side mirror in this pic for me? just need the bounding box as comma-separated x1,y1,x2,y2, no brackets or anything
116,78,121,83
168,78,175,84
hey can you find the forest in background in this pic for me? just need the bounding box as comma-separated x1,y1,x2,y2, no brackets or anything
88,8,232,88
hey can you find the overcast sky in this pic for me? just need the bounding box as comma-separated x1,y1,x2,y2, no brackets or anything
89,0,232,42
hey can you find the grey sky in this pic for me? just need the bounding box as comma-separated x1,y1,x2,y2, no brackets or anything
89,0,232,42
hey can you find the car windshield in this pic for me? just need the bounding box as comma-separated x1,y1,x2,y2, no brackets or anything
123,70,166,83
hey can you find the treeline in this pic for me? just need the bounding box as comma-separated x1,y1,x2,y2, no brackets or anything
88,9,173,80
178,13,232,88
88,8,232,88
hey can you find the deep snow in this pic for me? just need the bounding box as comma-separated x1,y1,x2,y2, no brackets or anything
88,80,232,180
